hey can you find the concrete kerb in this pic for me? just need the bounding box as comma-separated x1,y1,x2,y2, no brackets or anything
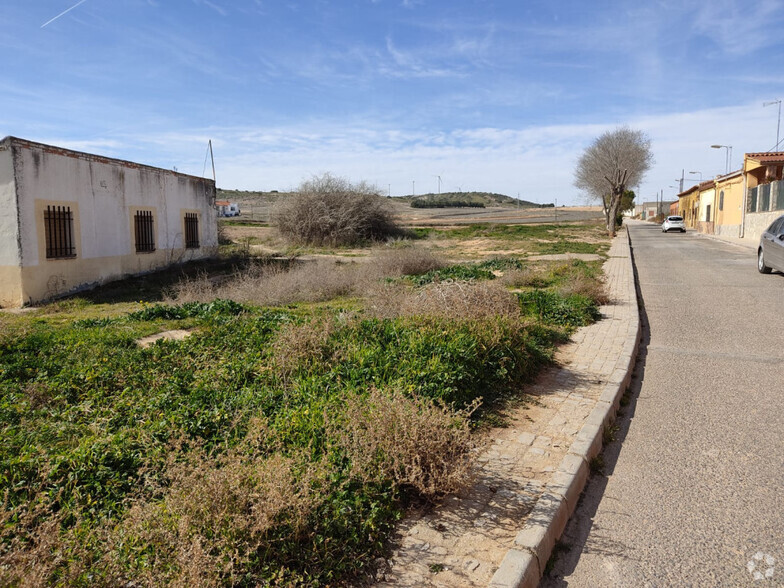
488,225,642,588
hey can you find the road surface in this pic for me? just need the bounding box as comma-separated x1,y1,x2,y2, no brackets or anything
543,222,784,586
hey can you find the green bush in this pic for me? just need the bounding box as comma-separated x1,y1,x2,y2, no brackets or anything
0,299,567,586
517,290,601,327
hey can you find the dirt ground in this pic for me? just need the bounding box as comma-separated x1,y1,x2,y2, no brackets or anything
222,204,605,262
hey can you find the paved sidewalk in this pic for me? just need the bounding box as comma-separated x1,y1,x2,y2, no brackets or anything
375,230,639,587
693,229,757,251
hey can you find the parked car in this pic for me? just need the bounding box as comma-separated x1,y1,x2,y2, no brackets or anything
662,215,686,233
757,214,784,274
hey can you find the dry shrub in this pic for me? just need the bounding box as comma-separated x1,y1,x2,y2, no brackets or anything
271,315,344,378
557,272,610,305
329,388,480,498
367,247,446,279
367,280,521,321
167,259,359,306
104,426,326,586
498,266,549,288
0,423,327,587
272,173,400,246
167,247,447,307
0,490,70,588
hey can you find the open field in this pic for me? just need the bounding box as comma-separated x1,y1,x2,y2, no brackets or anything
221,203,606,263
0,210,610,586
218,189,603,226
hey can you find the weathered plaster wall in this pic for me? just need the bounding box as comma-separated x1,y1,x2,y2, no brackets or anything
0,145,23,306
1,138,218,306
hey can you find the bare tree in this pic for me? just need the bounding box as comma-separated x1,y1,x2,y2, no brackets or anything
574,127,653,236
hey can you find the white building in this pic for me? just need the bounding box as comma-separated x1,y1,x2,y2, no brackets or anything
0,136,218,307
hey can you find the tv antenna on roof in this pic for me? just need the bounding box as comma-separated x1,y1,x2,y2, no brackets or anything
202,140,216,183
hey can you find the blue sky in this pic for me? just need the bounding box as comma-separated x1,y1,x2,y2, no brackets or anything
3,0,784,204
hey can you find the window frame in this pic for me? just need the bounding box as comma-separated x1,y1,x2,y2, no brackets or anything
134,209,156,253
43,205,77,260
184,212,200,249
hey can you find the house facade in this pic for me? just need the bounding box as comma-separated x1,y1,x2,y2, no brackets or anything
696,181,716,234
675,154,784,241
0,137,218,307
713,171,744,237
677,184,700,228
743,152,784,242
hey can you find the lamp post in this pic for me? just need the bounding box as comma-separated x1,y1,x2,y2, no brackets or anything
764,99,781,150
689,171,702,181
711,144,732,174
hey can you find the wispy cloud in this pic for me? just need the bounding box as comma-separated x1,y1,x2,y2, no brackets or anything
693,0,784,55
194,0,228,17
44,101,763,204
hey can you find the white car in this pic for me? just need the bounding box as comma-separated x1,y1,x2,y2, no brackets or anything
662,215,686,233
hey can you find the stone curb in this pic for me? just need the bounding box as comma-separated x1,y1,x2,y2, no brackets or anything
488,226,642,588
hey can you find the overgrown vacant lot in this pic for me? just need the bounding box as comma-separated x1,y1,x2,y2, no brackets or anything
0,218,609,586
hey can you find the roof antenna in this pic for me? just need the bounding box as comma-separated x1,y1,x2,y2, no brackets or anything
208,140,216,184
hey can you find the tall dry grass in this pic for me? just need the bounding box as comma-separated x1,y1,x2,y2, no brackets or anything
328,388,480,498
166,247,446,307
366,279,521,321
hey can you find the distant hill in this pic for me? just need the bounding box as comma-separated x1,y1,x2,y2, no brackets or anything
395,191,542,208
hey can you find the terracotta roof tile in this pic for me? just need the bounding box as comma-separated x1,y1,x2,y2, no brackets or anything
746,152,784,164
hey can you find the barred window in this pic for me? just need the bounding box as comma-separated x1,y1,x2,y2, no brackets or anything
134,210,155,253
44,205,76,259
184,213,199,248
718,190,724,211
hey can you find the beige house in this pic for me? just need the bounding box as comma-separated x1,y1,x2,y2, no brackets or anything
677,184,700,228
0,137,218,307
713,171,744,237
696,181,716,234
743,151,784,242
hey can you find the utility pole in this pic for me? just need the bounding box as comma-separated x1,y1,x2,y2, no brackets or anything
679,169,684,193
412,180,415,197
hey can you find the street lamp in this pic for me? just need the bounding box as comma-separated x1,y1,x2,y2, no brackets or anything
764,99,781,150
689,171,702,181
711,144,732,174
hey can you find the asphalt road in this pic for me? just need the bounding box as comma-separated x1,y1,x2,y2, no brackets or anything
543,222,784,587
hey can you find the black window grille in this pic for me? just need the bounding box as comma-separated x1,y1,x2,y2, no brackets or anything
185,213,199,248
134,210,155,253
748,187,758,212
719,190,724,211
44,205,76,259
